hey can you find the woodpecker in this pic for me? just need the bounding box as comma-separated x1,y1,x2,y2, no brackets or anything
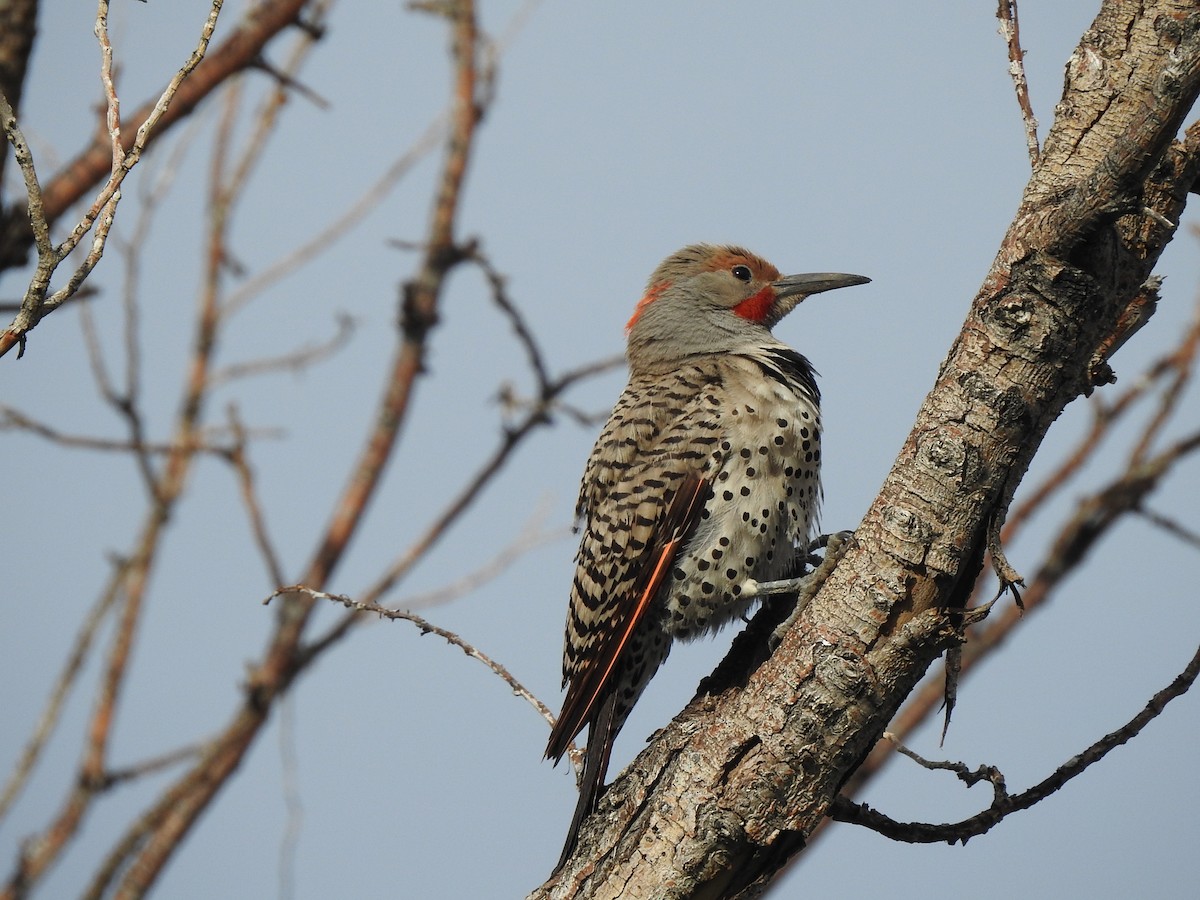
545,243,868,866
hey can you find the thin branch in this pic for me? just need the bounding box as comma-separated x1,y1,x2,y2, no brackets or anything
223,114,446,318
300,352,625,662
884,733,1008,793
996,0,1040,167
78,298,161,500
0,0,225,357
0,404,279,456
226,405,287,588
831,638,1200,843
1136,506,1200,549
275,586,557,729
469,247,550,389
97,742,207,791
0,86,53,359
0,564,126,824
0,89,51,259
828,299,1200,828
206,313,355,388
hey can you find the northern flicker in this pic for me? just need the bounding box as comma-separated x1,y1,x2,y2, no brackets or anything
545,243,869,865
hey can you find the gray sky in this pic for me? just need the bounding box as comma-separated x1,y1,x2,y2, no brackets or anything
3,2,1198,898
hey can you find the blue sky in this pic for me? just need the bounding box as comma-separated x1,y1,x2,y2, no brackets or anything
3,3,1198,898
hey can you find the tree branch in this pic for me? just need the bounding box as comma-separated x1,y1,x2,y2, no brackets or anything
838,292,1200,809
0,0,224,358
0,0,314,274
71,6,488,895
535,4,1200,894
829,637,1200,843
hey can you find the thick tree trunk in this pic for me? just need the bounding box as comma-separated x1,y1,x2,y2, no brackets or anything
533,3,1200,897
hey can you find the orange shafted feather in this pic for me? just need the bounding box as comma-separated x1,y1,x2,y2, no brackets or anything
548,243,868,868
545,472,710,763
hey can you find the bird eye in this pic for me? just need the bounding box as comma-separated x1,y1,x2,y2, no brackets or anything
731,265,753,282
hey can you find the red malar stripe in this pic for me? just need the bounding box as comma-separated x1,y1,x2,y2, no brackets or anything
733,286,775,322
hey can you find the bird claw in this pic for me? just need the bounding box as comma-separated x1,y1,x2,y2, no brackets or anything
763,530,853,651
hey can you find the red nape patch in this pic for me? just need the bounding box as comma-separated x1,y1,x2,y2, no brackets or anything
733,286,775,322
626,281,668,332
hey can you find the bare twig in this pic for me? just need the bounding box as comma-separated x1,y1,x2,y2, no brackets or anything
1136,506,1200,549
0,1,225,359
0,403,278,456
0,88,52,358
223,116,446,317
226,405,286,588
831,638,1200,843
0,566,126,824
80,7,493,896
98,742,207,791
469,247,550,389
837,297,1200,811
0,91,51,260
207,313,355,388
996,0,1040,167
883,733,1008,793
274,586,558,729
78,297,161,499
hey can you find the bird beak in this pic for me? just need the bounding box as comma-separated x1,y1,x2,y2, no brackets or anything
773,272,872,300
769,272,870,323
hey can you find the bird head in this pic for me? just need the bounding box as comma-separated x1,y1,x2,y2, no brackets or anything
624,244,869,373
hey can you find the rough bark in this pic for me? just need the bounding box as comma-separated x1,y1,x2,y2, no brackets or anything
532,3,1200,897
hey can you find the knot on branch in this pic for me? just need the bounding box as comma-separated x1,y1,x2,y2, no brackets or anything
398,240,473,340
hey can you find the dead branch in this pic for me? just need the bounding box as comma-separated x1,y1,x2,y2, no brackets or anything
830,637,1200,843
223,111,445,318
226,405,287,588
841,313,1200,805
275,586,558,729
300,351,625,661
536,3,1200,892
65,6,489,896
0,1,224,359
996,0,1040,166
0,0,314,275
206,313,354,387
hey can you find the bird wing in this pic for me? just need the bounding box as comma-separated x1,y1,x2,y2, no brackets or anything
545,470,710,762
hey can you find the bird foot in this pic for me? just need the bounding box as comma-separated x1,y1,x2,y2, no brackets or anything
740,530,851,651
